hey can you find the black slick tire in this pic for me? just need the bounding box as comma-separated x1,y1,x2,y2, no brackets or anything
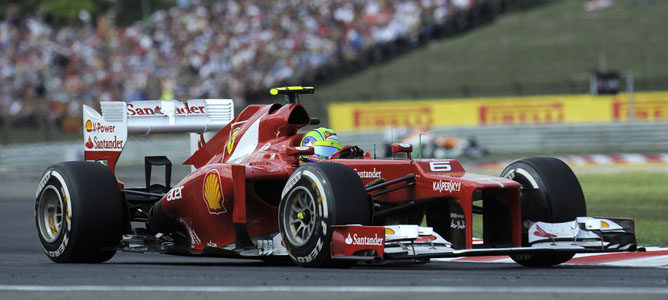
501,157,586,267
35,161,125,263
279,162,371,267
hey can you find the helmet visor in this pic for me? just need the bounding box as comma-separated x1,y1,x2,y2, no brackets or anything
313,145,340,159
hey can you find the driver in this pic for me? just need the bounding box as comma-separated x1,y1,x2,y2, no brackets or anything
300,127,342,162
300,127,364,162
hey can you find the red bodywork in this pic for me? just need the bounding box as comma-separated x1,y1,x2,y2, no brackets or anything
158,102,522,252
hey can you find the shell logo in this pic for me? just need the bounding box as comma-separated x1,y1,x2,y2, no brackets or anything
85,137,94,149
202,170,226,214
227,128,240,154
85,120,92,132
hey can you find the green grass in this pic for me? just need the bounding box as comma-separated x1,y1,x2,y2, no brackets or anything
313,0,668,108
578,172,668,246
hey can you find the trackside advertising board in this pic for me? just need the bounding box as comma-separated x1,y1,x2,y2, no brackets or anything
328,91,668,131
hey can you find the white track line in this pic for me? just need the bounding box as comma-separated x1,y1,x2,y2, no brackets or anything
1,285,668,294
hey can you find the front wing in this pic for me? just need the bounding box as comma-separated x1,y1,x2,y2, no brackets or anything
120,217,636,261
329,217,636,261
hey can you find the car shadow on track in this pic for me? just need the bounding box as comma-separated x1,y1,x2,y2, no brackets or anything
106,256,630,271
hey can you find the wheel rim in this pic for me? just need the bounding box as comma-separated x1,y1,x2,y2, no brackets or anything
283,186,317,247
37,185,64,243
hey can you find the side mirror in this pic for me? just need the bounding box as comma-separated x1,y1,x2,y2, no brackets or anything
286,146,315,157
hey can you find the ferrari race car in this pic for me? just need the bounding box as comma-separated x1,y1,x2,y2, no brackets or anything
35,86,637,267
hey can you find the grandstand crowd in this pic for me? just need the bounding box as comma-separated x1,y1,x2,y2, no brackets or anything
0,0,475,128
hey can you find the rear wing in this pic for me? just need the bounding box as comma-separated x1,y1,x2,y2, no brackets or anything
83,99,234,173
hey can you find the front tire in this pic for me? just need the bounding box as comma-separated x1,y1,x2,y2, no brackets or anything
279,163,371,267
501,157,586,267
35,161,125,263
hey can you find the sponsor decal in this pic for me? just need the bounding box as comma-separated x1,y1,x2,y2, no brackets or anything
288,170,330,263
503,170,515,180
202,170,227,214
450,212,465,230
354,168,382,179
36,171,51,198
322,131,334,140
85,137,94,149
344,233,384,246
296,238,323,263
429,161,452,172
281,171,302,199
414,235,437,243
85,136,124,150
43,171,72,258
451,213,464,219
166,185,183,201
302,136,317,146
352,106,433,129
85,122,116,133
479,102,564,125
331,92,668,131
227,127,240,154
533,225,557,238
48,234,69,258
126,102,206,116
451,220,465,230
613,99,668,121
433,180,461,193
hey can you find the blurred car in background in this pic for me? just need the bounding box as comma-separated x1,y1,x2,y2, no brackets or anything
384,127,488,159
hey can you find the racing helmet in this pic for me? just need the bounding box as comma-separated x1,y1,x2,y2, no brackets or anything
301,127,339,147
300,128,342,161
303,139,343,162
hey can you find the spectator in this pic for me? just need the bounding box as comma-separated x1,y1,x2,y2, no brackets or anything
0,0,466,127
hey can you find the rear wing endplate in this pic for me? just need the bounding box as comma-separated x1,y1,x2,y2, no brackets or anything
83,99,234,173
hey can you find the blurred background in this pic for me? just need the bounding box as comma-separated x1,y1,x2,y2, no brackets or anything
0,0,667,163
1,0,667,246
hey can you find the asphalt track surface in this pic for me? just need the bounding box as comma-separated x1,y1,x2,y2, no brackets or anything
1,165,667,300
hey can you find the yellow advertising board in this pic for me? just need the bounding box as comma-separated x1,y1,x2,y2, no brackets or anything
328,92,668,132
610,91,668,121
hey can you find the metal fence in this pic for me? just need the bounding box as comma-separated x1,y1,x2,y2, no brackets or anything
4,122,666,169
341,122,668,156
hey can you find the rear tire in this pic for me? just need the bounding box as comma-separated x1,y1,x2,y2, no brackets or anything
279,163,371,267
35,161,125,263
501,157,586,267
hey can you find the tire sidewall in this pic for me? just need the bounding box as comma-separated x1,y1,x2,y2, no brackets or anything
501,161,551,222
279,166,335,265
501,157,585,266
502,157,586,223
35,162,123,263
35,167,75,262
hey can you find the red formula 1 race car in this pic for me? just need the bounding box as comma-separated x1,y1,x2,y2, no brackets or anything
35,87,637,267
